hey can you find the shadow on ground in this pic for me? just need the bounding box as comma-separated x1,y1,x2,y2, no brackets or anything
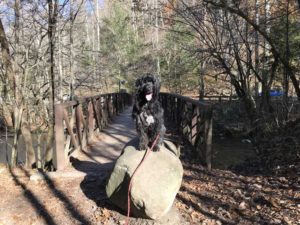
70,157,125,215
7,166,92,225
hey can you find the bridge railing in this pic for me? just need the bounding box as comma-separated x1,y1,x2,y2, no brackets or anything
188,95,238,102
159,93,213,170
54,93,132,170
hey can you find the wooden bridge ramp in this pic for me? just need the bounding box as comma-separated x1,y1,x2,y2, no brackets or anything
68,107,136,174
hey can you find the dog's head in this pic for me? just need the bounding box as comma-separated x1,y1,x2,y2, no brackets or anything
135,74,160,103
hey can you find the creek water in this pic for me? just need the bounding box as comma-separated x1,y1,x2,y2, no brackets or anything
212,137,255,169
0,131,255,169
0,133,25,164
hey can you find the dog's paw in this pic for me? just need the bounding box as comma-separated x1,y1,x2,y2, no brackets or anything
152,145,160,152
139,144,147,151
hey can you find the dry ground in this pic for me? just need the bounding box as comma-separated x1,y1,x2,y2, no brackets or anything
0,158,299,225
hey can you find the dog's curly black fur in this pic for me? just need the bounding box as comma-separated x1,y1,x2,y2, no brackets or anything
132,74,165,151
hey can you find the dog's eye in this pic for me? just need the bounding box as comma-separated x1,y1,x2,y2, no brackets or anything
146,78,154,83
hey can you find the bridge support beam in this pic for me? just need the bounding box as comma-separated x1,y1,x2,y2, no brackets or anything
54,104,67,170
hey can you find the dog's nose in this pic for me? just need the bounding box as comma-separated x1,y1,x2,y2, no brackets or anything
144,83,153,93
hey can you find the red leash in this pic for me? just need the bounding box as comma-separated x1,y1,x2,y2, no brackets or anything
125,135,160,225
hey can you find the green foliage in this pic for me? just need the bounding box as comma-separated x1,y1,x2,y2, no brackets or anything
270,15,300,67
100,2,151,92
160,19,199,94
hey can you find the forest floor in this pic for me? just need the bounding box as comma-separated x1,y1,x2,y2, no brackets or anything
0,155,299,225
0,109,299,225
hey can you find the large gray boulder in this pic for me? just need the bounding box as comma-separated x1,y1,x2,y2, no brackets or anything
106,138,183,220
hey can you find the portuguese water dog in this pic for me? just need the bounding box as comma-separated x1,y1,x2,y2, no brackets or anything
132,74,165,151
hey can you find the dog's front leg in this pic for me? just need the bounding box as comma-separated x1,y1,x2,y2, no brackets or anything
139,132,149,151
136,116,149,151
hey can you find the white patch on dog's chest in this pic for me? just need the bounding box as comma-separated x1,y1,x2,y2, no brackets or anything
146,115,154,125
141,112,155,126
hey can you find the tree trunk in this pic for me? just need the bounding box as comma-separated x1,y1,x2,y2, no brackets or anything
69,0,75,99
0,21,16,99
44,126,54,171
260,0,272,113
283,0,290,105
155,0,160,76
46,0,58,169
0,19,16,103
199,61,205,100
0,18,21,166
58,26,64,100
131,0,138,41
21,120,35,168
93,0,101,89
36,133,42,169
11,107,23,166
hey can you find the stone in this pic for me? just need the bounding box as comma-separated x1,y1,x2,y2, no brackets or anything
106,138,183,220
30,171,45,182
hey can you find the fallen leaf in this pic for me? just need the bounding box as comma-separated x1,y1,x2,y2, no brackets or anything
239,201,247,211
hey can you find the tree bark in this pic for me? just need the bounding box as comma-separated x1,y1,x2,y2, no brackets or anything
0,19,16,100
283,0,290,105
155,0,160,76
69,0,75,99
46,0,58,169
0,18,21,166
254,0,260,98
199,61,206,100
21,120,35,168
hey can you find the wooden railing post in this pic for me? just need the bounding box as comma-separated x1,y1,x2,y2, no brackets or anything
205,107,213,171
99,96,104,129
114,94,118,115
87,100,95,141
63,109,79,150
75,104,82,149
191,105,198,145
92,98,101,133
160,92,213,171
54,104,66,170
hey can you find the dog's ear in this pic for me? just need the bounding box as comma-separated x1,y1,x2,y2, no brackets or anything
151,75,160,100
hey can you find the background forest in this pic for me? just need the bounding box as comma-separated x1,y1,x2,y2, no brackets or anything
0,0,299,170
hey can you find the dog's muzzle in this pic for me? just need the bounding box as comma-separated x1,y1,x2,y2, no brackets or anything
144,83,154,101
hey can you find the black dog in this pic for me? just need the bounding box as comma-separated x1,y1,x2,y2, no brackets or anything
132,74,165,151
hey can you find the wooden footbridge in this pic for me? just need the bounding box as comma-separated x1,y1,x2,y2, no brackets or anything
54,92,213,171
1,93,298,225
